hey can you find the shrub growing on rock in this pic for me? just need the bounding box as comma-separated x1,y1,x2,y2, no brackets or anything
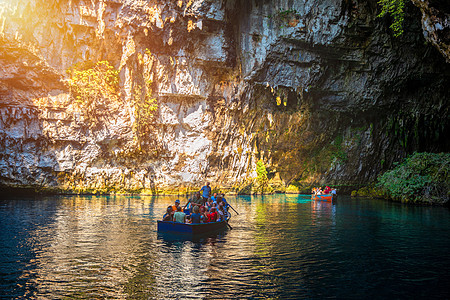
377,0,405,37
66,60,120,126
377,152,449,204
256,159,273,194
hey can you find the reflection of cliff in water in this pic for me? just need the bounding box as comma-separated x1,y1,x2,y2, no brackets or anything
14,196,158,298
155,231,229,298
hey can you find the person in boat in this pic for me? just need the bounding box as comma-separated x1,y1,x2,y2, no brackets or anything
189,205,202,224
331,188,337,195
206,207,218,223
215,195,222,205
324,186,331,194
200,181,212,202
172,199,181,212
217,202,228,221
216,195,228,211
163,206,173,221
220,193,229,208
211,192,218,203
199,205,208,222
205,198,213,211
173,206,186,223
190,191,204,209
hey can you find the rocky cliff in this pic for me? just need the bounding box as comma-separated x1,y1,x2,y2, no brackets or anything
0,0,448,194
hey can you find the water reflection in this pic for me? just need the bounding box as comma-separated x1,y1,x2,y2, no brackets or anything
12,196,157,298
0,195,449,299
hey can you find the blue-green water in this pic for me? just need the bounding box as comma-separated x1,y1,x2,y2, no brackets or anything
1,194,449,299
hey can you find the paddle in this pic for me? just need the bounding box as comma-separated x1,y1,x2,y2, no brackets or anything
226,221,233,230
182,199,191,210
228,204,239,215
183,190,196,210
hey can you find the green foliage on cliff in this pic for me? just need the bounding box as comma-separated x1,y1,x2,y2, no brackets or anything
377,0,405,37
67,59,158,144
256,159,270,193
377,152,450,204
331,135,348,163
132,79,158,141
67,61,120,125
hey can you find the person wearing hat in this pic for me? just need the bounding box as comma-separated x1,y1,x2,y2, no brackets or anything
172,199,181,212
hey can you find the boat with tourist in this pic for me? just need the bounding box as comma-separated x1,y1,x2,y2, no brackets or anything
157,219,229,236
311,186,337,202
157,183,235,237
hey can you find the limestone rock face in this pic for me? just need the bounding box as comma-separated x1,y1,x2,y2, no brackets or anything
0,0,448,193
411,0,450,62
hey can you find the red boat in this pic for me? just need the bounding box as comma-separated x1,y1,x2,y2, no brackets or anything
312,194,336,202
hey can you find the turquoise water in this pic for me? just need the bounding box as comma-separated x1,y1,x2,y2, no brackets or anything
1,194,449,299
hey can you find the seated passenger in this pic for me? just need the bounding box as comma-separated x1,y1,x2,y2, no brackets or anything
163,206,173,221
191,191,204,209
211,192,218,203
199,206,208,222
190,206,202,224
205,198,213,211
173,206,186,223
221,193,228,207
172,199,181,212
217,202,227,221
216,196,223,207
206,207,218,223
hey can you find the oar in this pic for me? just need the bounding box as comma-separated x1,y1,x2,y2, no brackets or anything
225,214,232,230
228,204,239,215
183,190,195,210
226,221,233,230
182,199,191,210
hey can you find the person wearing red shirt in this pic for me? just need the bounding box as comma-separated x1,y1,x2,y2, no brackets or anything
206,207,218,223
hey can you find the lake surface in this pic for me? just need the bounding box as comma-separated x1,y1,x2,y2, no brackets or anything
1,194,449,299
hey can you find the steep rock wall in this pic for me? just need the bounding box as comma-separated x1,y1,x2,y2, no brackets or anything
0,0,448,194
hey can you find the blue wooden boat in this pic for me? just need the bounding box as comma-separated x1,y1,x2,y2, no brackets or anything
157,220,228,236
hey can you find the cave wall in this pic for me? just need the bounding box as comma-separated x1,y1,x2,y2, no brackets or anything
0,0,448,193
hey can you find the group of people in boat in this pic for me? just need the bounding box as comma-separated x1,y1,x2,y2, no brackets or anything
312,186,337,196
162,182,230,224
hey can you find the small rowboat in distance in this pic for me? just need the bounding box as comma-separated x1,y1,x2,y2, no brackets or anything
157,220,228,236
311,194,335,202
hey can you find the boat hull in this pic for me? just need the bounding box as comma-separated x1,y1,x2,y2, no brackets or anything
157,220,228,236
312,194,335,202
